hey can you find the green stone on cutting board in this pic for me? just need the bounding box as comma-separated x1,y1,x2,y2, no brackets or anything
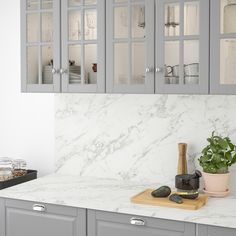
169,194,183,204
151,186,171,198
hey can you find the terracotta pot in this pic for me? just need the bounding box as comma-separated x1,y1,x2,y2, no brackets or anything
202,172,230,192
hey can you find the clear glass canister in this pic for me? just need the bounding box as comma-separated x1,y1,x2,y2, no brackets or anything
13,159,27,177
0,157,13,181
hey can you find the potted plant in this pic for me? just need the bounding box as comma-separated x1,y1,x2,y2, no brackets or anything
199,132,236,197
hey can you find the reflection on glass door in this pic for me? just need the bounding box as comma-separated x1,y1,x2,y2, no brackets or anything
156,0,209,94
107,0,154,93
220,39,236,84
220,0,236,85
61,0,105,92
25,0,57,89
114,2,146,85
163,1,200,86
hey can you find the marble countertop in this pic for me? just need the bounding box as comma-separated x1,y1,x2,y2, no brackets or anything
0,174,236,229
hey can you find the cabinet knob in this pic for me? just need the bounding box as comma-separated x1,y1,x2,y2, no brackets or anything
52,68,59,74
130,217,146,226
156,67,164,73
60,68,68,75
33,204,46,212
145,67,154,73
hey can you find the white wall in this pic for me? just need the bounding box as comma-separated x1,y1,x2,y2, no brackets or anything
0,0,55,176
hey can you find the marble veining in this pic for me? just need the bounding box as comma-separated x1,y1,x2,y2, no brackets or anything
55,94,236,190
0,174,236,229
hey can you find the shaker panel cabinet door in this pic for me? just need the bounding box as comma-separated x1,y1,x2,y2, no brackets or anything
198,225,236,236
106,0,155,94
88,210,195,236
155,0,210,94
4,199,86,236
210,0,236,94
21,0,61,93
61,0,105,93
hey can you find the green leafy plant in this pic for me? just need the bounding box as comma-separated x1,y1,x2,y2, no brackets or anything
199,132,236,174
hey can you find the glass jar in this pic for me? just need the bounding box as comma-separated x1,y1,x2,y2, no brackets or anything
0,157,13,182
13,159,27,177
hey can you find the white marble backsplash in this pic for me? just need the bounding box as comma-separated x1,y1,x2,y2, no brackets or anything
55,94,236,190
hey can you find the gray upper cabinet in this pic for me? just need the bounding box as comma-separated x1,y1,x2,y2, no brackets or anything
21,0,105,93
155,0,210,94
21,0,236,94
106,0,155,94
0,198,86,236
88,210,196,236
198,225,236,236
21,0,61,93
210,0,236,94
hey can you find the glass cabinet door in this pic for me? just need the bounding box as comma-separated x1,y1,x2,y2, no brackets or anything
61,0,105,93
106,0,155,94
156,0,209,94
21,0,60,92
211,0,236,94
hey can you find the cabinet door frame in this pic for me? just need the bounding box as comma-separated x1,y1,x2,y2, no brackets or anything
210,0,236,94
155,0,209,94
88,209,196,236
21,0,61,93
61,0,105,93
3,198,86,236
0,199,6,236
106,0,155,94
197,224,236,236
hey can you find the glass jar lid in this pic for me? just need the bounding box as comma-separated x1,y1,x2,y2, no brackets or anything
13,159,27,170
0,157,13,167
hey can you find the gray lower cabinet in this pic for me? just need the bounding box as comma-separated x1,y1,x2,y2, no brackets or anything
87,210,195,236
197,224,236,236
0,199,86,236
1,198,236,236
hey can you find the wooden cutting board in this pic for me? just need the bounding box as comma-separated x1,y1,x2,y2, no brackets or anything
131,189,209,210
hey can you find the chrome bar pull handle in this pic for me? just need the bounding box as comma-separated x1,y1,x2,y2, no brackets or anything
33,204,46,212
130,217,146,226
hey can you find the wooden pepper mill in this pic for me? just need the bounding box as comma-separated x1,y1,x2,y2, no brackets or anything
177,143,188,175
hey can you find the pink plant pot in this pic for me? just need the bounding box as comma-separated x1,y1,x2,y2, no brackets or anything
202,172,230,192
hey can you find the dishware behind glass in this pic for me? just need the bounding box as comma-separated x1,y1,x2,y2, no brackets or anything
184,76,199,85
92,63,97,72
138,6,145,28
86,11,96,39
184,63,199,76
165,65,173,76
168,76,179,84
172,65,179,77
